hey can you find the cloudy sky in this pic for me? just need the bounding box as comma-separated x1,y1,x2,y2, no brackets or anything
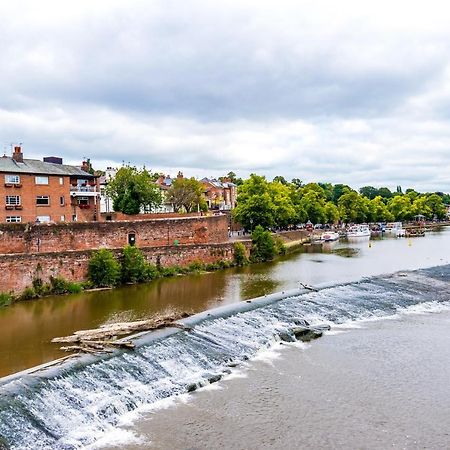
1,0,450,191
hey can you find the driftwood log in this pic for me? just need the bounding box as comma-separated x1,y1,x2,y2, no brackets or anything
52,312,191,355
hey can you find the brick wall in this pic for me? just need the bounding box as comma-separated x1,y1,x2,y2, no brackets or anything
0,215,229,254
0,241,252,294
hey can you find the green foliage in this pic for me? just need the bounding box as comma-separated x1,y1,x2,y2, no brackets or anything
251,225,276,262
233,242,249,266
0,292,14,307
274,237,287,255
106,165,162,215
166,177,207,213
338,191,369,223
188,260,205,272
121,245,149,283
88,249,121,287
21,287,38,300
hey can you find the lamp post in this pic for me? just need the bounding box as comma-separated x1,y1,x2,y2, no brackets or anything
250,218,253,234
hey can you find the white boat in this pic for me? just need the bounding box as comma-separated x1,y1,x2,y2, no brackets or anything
385,222,406,237
346,224,370,238
321,231,340,242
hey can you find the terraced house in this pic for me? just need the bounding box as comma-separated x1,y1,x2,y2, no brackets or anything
0,146,100,224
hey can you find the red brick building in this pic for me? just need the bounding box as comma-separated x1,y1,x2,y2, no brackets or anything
0,146,100,224
201,177,237,211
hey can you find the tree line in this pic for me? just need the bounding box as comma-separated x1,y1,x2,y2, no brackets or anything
232,175,448,230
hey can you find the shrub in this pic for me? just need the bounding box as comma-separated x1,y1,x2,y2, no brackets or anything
250,225,276,262
233,242,249,266
21,287,38,300
145,263,160,280
188,260,205,272
66,282,83,294
274,237,287,256
49,276,69,295
0,292,13,307
121,245,149,283
88,249,121,287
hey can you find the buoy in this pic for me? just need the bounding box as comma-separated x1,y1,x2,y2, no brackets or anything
408,239,412,247
368,241,372,248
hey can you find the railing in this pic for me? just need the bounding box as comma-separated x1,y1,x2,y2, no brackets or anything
70,186,97,192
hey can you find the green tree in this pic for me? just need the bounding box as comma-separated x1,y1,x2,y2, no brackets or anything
166,177,208,213
425,193,446,219
359,186,379,200
88,249,121,287
250,225,276,262
338,191,369,223
368,196,393,222
324,201,340,223
121,245,149,283
332,184,353,204
388,195,413,220
378,187,393,199
106,166,162,215
273,175,288,185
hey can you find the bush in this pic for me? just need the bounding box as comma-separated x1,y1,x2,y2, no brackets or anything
233,242,249,266
21,287,38,300
0,292,14,307
145,263,160,280
121,245,149,283
188,260,205,272
274,237,287,256
66,282,83,294
250,225,276,262
49,276,69,295
88,249,121,287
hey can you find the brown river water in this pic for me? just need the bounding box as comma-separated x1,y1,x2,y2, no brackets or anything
0,229,449,378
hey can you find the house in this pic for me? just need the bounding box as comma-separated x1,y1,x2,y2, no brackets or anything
99,167,118,213
201,177,237,211
0,146,100,223
155,174,176,213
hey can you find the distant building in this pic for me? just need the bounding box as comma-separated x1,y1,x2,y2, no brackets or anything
201,177,237,211
0,146,100,223
99,167,118,213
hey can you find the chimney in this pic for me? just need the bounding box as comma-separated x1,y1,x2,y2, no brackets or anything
177,171,183,179
12,146,23,163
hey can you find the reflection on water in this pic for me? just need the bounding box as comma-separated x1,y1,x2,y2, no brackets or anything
0,229,450,377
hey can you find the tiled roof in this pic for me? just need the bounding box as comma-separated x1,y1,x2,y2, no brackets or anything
201,177,237,188
0,157,96,177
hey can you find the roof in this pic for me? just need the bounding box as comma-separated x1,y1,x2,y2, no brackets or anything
201,177,237,188
0,157,96,178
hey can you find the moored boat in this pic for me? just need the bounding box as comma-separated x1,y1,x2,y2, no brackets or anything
321,231,340,242
385,222,405,237
346,224,370,238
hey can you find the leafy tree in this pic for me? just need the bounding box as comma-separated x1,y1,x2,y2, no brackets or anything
324,202,340,223
233,242,249,266
332,184,353,204
388,195,413,220
425,193,446,219
359,186,379,200
368,196,393,222
166,177,208,213
338,191,369,223
273,175,288,185
378,187,393,199
121,245,150,283
219,171,243,185
106,166,162,215
233,174,275,230
250,225,276,262
88,249,121,287
270,181,297,227
291,178,304,188
298,190,326,224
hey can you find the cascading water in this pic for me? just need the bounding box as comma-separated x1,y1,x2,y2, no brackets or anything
1,265,450,449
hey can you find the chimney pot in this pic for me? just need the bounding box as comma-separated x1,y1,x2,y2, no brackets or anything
12,145,23,163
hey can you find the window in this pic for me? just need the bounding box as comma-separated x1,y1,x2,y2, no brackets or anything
60,215,65,222
36,216,50,223
72,214,77,222
35,176,49,185
60,196,65,206
6,216,21,223
36,195,50,206
59,177,64,185
5,174,20,184
78,197,89,206
6,196,20,206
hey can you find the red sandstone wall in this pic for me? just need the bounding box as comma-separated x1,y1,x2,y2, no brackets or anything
0,242,251,294
0,215,228,255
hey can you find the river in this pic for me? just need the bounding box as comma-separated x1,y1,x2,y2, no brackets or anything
1,229,450,449
1,229,449,378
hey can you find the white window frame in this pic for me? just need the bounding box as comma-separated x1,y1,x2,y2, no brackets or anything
6,195,20,206
5,174,20,184
60,196,65,206
59,177,64,185
36,215,50,223
36,195,50,206
6,216,21,223
35,176,49,185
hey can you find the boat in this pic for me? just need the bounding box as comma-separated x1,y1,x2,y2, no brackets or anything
346,224,371,238
321,231,340,242
385,222,406,237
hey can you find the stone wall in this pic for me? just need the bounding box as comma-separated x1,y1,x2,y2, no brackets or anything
0,215,228,255
0,242,252,294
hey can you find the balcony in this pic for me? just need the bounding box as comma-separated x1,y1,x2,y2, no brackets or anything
70,186,99,197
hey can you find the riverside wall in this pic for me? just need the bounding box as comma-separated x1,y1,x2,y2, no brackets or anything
0,215,228,254
0,214,242,293
0,242,251,294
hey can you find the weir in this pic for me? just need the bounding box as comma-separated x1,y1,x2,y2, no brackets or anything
1,265,450,449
